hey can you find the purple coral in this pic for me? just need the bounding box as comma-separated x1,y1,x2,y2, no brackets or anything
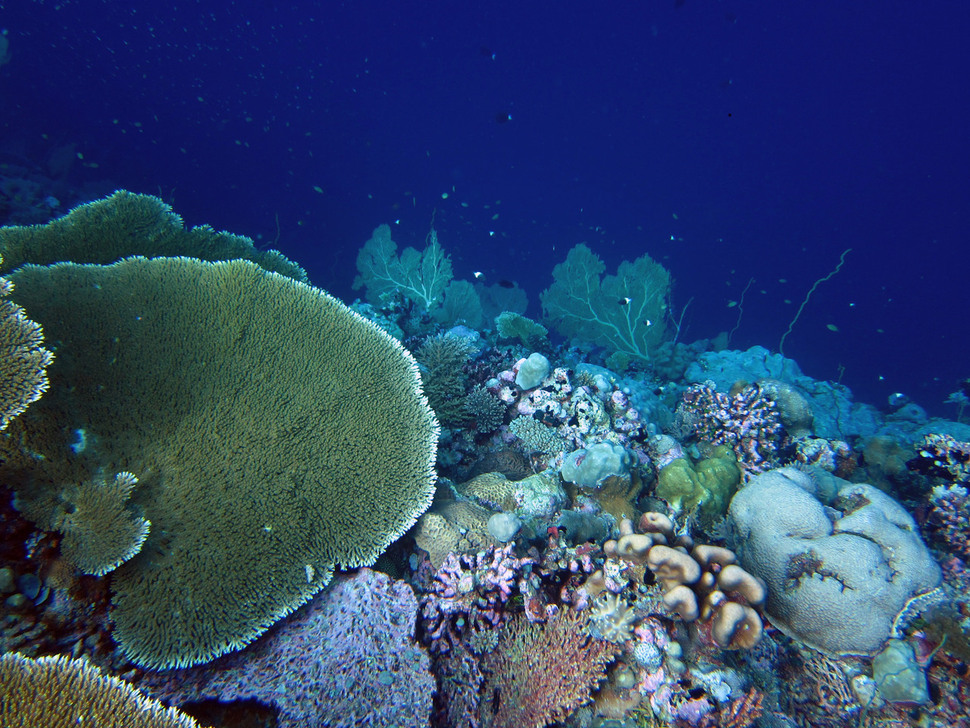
140,569,433,728
419,544,540,654
927,484,970,562
679,383,784,477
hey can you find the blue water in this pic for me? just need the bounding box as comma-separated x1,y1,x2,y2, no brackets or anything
2,0,968,415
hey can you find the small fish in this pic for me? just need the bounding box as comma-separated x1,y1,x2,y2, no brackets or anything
495,112,512,124
497,279,515,289
473,271,484,279
618,297,632,305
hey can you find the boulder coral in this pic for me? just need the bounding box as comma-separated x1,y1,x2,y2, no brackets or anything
727,466,942,656
2,256,439,669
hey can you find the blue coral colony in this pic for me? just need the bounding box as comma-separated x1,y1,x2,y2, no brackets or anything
0,197,968,728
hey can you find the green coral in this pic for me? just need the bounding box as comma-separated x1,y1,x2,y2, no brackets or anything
540,243,670,363
655,445,741,524
0,190,307,281
495,311,548,348
4,255,438,669
353,224,452,311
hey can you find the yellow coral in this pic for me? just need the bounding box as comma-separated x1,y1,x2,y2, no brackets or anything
0,264,52,431
0,653,201,727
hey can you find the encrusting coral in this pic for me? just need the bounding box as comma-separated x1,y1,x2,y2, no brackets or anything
0,260,52,431
2,255,439,669
0,189,307,281
0,653,201,728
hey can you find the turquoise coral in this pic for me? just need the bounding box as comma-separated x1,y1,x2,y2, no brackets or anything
353,223,453,311
540,243,670,363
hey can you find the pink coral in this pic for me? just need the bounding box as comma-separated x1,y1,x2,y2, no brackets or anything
419,544,539,654
679,383,784,477
927,484,970,562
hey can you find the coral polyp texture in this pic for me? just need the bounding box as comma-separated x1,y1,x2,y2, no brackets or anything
0,653,201,728
0,263,53,431
2,255,439,669
32,471,150,577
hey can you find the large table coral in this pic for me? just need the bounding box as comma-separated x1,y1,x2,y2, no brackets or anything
2,255,439,669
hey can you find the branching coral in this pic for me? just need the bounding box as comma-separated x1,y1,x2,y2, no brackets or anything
478,610,620,728
420,544,540,654
678,382,785,477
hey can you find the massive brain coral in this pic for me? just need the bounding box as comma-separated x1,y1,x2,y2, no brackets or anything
2,256,439,669
727,467,941,656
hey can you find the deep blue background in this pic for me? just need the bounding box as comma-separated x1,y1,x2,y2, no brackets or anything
2,0,968,416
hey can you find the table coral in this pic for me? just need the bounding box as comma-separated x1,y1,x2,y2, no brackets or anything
3,254,439,669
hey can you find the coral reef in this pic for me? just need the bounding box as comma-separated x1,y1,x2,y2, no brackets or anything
3,195,969,728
